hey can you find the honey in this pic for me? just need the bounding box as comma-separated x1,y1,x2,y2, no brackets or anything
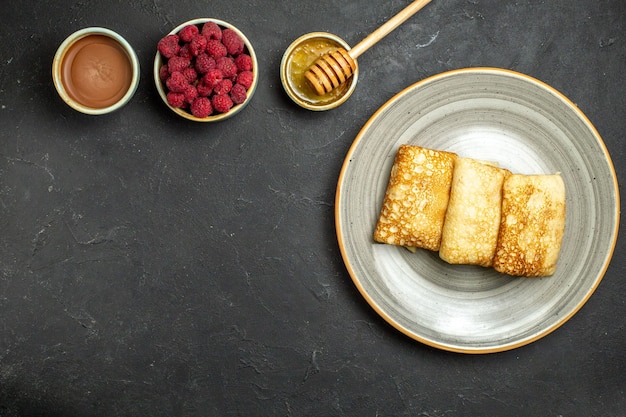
285,37,353,106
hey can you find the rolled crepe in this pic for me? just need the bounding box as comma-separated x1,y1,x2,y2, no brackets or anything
493,174,566,277
373,144,457,251
439,158,510,267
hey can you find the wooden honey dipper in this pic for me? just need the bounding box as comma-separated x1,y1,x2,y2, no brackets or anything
304,0,432,96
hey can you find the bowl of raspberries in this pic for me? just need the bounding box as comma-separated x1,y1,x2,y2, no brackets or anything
154,18,258,122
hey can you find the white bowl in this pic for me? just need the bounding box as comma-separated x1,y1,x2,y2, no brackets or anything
280,32,358,111
52,27,140,115
154,18,258,122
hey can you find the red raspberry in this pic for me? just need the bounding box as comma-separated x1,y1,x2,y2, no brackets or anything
189,34,208,56
197,82,213,97
234,54,253,72
166,91,185,108
179,24,199,43
216,56,237,79
159,64,169,82
178,44,193,59
167,56,191,73
194,53,216,74
191,97,213,118
182,67,198,83
235,70,254,89
222,29,244,56
212,94,233,113
202,69,223,88
230,83,247,104
213,79,233,95
165,71,189,93
158,34,180,59
201,22,222,40
206,39,227,59
183,84,199,104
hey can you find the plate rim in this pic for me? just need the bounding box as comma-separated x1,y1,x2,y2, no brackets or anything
335,67,621,354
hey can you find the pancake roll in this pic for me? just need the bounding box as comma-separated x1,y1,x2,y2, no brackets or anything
492,174,566,277
439,158,511,267
373,145,457,251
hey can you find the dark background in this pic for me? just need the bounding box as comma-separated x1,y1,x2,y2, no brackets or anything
1,0,624,416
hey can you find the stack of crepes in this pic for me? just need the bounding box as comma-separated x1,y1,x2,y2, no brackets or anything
373,144,566,277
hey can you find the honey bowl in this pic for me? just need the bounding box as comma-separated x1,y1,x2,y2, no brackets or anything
52,27,140,115
280,32,358,111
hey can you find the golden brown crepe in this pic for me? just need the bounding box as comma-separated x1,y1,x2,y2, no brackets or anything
492,174,566,277
439,158,511,267
373,144,457,251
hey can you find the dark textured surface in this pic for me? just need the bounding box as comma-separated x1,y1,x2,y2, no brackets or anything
0,0,624,416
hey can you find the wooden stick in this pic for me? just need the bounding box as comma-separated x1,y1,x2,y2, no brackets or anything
349,0,432,59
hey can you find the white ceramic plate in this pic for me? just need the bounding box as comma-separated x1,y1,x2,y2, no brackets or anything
335,68,620,353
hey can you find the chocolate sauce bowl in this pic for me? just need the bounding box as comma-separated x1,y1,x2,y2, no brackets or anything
52,27,140,115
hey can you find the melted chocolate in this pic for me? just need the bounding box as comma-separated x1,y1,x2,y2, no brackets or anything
61,34,132,109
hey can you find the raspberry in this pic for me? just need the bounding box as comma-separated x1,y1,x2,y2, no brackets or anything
189,34,208,56
166,91,185,108
159,64,169,82
183,67,198,83
213,79,233,96
197,82,213,97
158,22,252,118
165,71,189,93
206,39,227,59
157,34,180,59
201,22,222,40
222,29,244,56
234,54,253,72
202,69,223,88
212,94,233,113
167,56,191,73
194,53,216,74
179,24,199,43
235,70,254,89
183,84,199,104
230,83,247,104
191,97,213,118
178,44,193,59
216,56,237,79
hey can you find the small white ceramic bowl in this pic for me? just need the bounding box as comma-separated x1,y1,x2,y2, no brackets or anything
153,18,258,122
52,27,140,115
280,32,358,111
